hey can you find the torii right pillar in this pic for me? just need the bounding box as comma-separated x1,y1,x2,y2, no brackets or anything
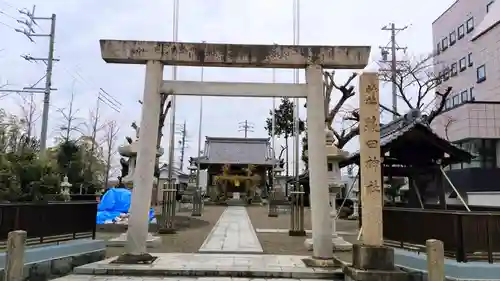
344,72,411,281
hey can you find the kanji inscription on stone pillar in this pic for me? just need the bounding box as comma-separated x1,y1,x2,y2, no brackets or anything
358,72,383,246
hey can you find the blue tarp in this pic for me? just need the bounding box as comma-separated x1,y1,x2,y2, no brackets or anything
96,188,155,224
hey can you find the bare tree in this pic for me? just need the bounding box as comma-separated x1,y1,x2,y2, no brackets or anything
103,120,119,189
322,71,360,149
314,54,452,150
56,88,84,142
17,93,40,139
82,100,108,183
378,54,452,124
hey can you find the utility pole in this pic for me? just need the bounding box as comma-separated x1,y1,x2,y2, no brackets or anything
15,6,58,152
176,121,188,171
379,23,408,120
238,120,254,138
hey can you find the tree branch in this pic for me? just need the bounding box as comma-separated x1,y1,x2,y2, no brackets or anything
326,72,357,129
427,86,452,124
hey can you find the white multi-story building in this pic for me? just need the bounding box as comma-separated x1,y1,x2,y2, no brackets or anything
432,0,500,174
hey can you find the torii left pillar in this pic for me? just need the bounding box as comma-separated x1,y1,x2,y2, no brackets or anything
118,60,164,262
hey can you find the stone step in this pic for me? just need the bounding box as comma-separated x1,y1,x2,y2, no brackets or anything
56,275,344,281
72,253,344,279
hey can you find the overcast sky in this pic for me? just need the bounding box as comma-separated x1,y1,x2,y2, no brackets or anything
0,0,456,173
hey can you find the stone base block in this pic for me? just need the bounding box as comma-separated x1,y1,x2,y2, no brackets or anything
344,244,412,281
107,233,161,248
304,236,352,251
158,227,176,234
344,266,410,281
289,230,306,236
352,244,394,270
332,236,353,251
112,253,158,265
302,257,340,268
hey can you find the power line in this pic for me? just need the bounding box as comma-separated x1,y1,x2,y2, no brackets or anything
238,120,254,138
379,23,409,120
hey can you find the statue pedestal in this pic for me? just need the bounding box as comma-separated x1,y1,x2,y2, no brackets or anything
108,232,161,248
305,142,352,252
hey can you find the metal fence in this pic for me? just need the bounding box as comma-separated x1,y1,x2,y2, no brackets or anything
0,201,98,246
383,207,500,263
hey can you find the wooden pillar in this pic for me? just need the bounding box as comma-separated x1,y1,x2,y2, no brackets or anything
437,165,447,209
358,72,383,246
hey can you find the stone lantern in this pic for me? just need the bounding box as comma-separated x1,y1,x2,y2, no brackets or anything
187,164,198,189
188,164,202,216
118,137,163,187
273,166,287,195
325,127,352,251
60,175,72,202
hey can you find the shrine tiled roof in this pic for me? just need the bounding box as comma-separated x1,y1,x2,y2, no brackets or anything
195,137,277,166
341,109,472,166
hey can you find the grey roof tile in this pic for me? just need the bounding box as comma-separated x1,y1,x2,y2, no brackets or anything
344,109,472,164
198,137,276,165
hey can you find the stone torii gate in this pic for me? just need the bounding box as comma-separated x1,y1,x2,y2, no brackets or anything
99,40,370,262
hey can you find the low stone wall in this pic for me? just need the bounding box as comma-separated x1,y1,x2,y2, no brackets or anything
0,239,106,281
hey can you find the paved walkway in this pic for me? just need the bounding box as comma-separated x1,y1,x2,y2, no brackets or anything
198,206,263,253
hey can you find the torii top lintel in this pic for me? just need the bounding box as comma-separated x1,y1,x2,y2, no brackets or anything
99,40,371,69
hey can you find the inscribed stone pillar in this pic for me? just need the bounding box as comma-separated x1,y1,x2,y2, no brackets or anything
358,72,383,246
305,64,333,259
126,60,164,255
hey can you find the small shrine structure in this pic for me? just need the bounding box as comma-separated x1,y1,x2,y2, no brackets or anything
191,137,277,204
340,109,473,209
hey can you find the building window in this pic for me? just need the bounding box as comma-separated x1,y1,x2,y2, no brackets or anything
449,31,457,45
452,94,460,106
442,38,448,50
458,24,465,39
443,67,450,81
470,87,474,100
468,52,473,67
451,63,458,76
460,139,498,168
461,90,468,102
477,64,486,83
446,98,452,109
467,17,474,33
487,1,495,12
436,42,441,54
436,71,442,85
459,57,466,71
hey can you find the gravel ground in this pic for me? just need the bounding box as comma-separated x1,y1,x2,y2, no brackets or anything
246,206,359,259
98,205,225,257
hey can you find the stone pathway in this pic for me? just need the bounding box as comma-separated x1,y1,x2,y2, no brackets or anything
71,253,343,279
198,206,263,254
